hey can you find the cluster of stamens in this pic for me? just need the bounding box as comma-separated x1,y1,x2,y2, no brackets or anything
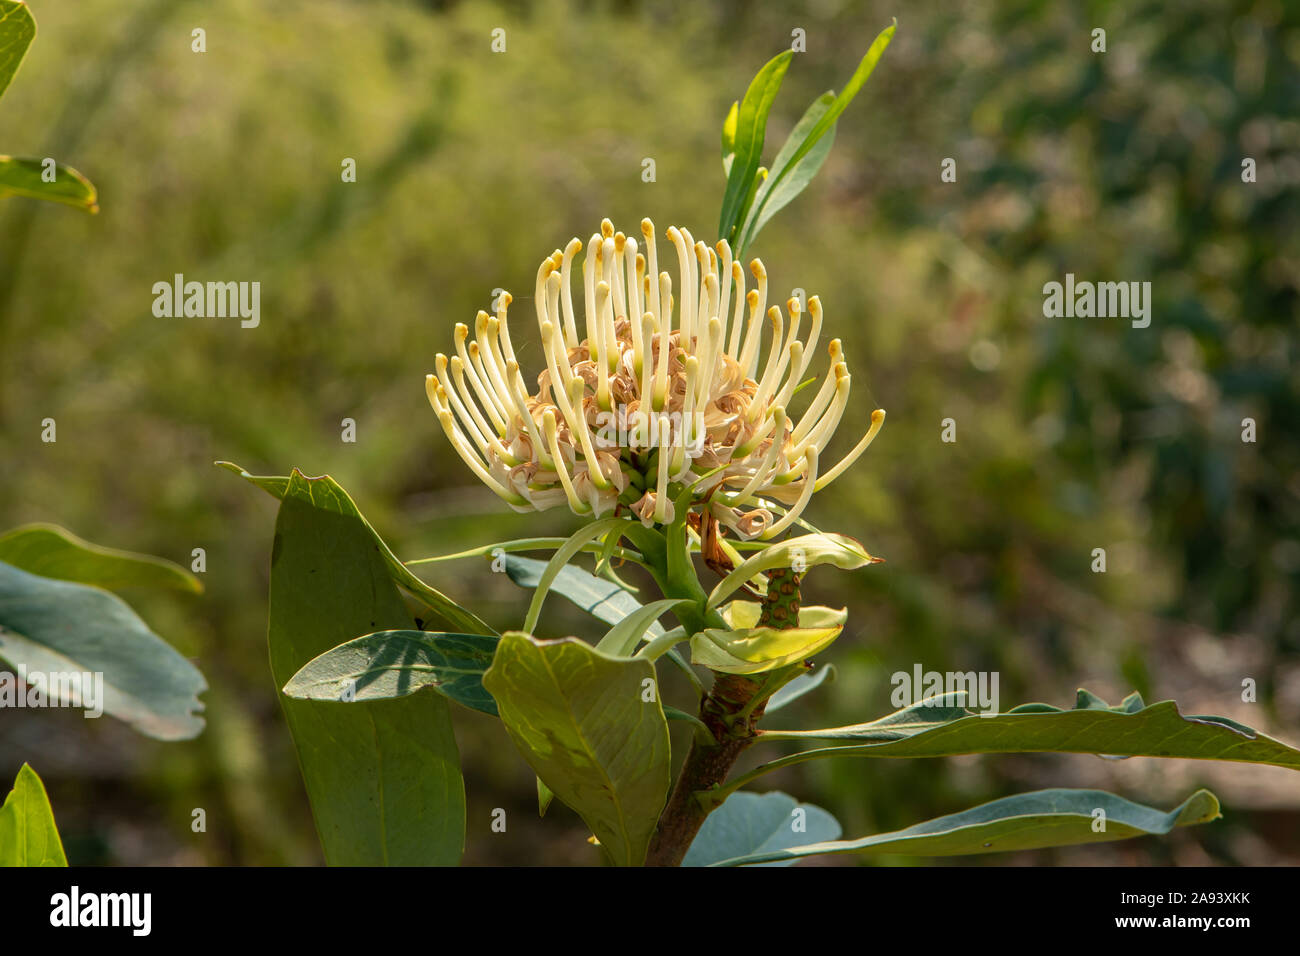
426,218,884,539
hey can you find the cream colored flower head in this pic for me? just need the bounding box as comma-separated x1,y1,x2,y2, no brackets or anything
426,218,884,540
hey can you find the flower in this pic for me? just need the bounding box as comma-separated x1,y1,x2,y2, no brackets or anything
426,218,884,539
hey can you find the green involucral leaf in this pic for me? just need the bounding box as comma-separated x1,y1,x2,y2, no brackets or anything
283,630,499,716
268,470,465,865
734,19,894,254
0,157,98,212
0,523,201,593
483,632,671,866
218,461,493,636
707,532,879,610
0,560,206,740
765,664,835,713
683,791,840,868
595,598,687,657
734,92,835,254
737,689,1300,792
691,603,847,675
709,788,1221,865
0,1,35,100
0,763,67,866
718,49,793,247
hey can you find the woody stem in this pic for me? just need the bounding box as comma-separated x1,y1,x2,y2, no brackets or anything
644,566,802,867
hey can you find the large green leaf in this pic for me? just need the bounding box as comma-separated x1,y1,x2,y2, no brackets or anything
483,632,670,866
0,763,67,867
0,0,35,101
219,461,492,635
682,791,840,868
0,157,98,212
709,788,1220,865
718,49,793,247
267,470,464,865
284,629,499,716
0,560,206,740
0,523,200,593
730,689,1300,795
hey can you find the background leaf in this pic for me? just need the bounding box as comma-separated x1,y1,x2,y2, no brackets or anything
682,790,840,867
0,523,200,593
710,788,1221,865
0,157,98,212
267,470,465,865
483,632,670,866
284,629,499,716
0,0,35,100
0,559,206,740
0,763,67,866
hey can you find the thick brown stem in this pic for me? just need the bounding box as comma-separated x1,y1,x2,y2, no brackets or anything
644,673,767,867
644,568,801,867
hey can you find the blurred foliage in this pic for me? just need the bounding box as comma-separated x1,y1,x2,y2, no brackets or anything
0,0,1295,865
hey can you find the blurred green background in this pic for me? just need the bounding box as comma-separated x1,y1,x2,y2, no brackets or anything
1,0,1297,865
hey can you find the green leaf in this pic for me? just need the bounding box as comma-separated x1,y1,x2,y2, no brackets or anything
0,1,35,101
707,533,879,610
0,763,67,866
504,554,665,639
219,461,493,635
406,536,645,568
765,663,835,713
721,99,738,176
267,470,464,865
283,629,499,716
683,790,840,867
483,632,670,866
595,598,688,657
734,93,835,255
732,689,1300,794
537,777,555,817
521,517,631,634
0,157,98,212
708,788,1221,865
0,560,206,740
0,523,200,593
735,19,894,254
691,602,847,674
718,49,793,247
